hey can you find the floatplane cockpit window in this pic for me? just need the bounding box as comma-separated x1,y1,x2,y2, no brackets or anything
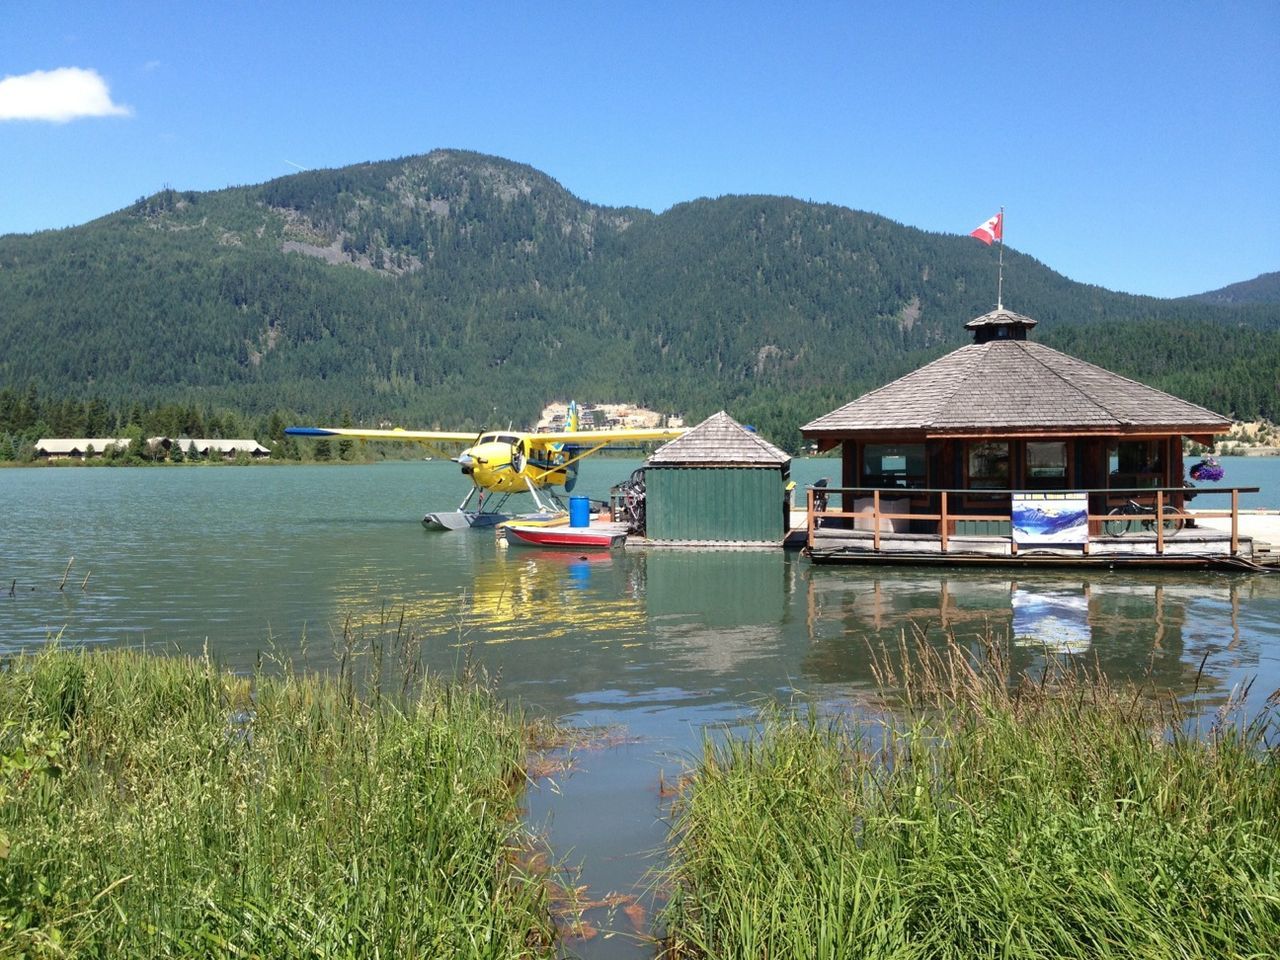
496,435,519,445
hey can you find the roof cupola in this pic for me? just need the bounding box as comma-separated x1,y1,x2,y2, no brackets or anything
964,307,1038,344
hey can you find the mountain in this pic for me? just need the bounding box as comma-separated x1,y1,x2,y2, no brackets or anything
2,149,1277,447
1190,272,1280,306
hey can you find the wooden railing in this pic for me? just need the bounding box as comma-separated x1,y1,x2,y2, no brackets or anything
805,485,1260,556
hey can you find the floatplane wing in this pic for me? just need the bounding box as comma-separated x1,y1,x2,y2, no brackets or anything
525,427,683,447
524,426,682,466
285,426,478,444
284,425,479,465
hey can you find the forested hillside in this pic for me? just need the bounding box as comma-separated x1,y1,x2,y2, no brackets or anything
1,149,1276,451
1191,271,1280,306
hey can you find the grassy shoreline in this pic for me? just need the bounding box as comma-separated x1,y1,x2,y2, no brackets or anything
0,645,556,958
661,637,1280,959
8,636,1280,958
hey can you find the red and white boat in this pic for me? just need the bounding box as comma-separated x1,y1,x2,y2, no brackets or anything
501,516,628,549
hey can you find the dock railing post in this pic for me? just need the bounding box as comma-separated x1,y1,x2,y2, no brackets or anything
1156,488,1165,554
940,491,949,553
807,487,815,550
873,489,881,552
1231,488,1239,556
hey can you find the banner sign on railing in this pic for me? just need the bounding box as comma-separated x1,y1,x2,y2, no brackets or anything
1011,492,1089,545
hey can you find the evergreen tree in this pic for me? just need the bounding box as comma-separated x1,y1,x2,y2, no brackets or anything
338,411,354,460
125,426,147,462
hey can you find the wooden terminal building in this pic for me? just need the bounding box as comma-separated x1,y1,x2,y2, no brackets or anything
800,308,1264,567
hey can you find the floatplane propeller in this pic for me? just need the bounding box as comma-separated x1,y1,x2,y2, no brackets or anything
285,403,685,530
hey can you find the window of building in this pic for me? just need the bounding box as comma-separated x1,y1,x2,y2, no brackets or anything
861,443,927,488
966,441,1010,488
1108,440,1163,488
1025,441,1068,488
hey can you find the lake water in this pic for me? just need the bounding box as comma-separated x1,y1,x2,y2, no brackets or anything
3,456,1279,957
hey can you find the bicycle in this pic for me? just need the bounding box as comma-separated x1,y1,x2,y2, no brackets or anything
810,477,830,527
1103,498,1184,537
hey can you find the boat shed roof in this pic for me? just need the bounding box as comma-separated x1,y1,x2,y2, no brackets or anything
802,335,1231,439
649,411,790,466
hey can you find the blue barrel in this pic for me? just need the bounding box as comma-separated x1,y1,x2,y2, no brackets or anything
569,495,591,527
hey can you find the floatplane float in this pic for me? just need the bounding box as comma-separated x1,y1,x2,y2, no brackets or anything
286,402,684,530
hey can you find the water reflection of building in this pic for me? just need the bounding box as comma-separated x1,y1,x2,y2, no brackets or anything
803,570,1265,702
1011,588,1090,654
806,574,1014,637
645,551,790,674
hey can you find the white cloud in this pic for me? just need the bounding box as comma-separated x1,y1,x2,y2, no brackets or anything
0,67,131,123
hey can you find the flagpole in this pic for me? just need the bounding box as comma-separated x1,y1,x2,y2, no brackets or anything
996,206,1005,310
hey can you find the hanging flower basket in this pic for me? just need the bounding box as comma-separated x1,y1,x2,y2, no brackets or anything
1189,456,1224,483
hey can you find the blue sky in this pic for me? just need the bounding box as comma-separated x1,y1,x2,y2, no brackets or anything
3,1,1276,298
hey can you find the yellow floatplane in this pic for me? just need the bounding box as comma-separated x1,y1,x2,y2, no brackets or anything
286,403,684,529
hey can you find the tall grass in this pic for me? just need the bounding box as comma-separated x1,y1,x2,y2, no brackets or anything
0,643,556,958
662,635,1280,959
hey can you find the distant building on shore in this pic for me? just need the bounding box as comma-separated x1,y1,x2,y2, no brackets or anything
35,438,131,460
537,401,683,431
156,438,271,459
35,437,271,461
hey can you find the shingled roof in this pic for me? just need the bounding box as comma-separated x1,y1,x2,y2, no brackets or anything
803,314,1231,437
650,411,790,465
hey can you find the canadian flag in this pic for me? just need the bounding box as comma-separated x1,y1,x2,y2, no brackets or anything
971,212,1003,245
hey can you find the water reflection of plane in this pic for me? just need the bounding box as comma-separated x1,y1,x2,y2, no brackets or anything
329,552,644,644
803,570,1263,701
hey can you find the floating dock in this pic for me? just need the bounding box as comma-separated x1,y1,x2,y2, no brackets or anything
805,508,1278,570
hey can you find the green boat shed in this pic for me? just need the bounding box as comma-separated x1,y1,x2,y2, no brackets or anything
643,411,792,544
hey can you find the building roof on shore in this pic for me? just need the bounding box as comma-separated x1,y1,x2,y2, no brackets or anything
175,438,270,454
649,411,790,465
36,438,130,454
803,310,1232,437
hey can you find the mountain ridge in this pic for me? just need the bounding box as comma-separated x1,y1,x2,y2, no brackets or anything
1189,271,1280,306
1,149,1276,446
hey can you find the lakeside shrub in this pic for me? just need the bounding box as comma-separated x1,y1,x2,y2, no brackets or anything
0,645,555,958
662,636,1280,959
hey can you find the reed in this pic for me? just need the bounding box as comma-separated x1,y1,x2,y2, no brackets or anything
661,634,1280,959
0,643,556,958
